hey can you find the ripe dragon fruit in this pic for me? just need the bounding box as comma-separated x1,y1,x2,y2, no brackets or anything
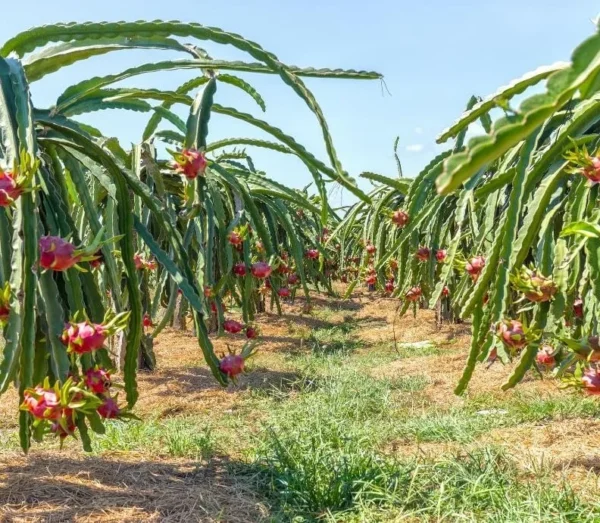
436,249,447,262
466,255,485,281
415,247,430,262
391,210,409,227
582,368,600,394
39,236,80,271
245,326,259,339
22,386,62,420
287,273,299,285
536,345,555,367
442,286,450,297
62,321,107,354
0,170,23,207
251,262,272,279
365,274,377,285
305,249,319,260
134,253,156,271
85,368,112,394
227,231,243,246
233,262,247,277
97,397,121,419
405,286,422,302
204,286,213,298
143,314,153,328
173,148,207,179
581,157,600,183
384,280,394,294
219,354,245,379
89,250,104,269
278,287,291,298
496,319,527,350
366,244,376,255
389,259,398,271
511,267,557,303
223,319,244,334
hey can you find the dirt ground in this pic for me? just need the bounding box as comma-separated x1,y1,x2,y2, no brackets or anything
1,290,600,521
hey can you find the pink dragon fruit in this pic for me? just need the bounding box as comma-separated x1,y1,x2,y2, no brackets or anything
406,286,422,302
233,262,247,277
436,250,447,262
62,321,107,354
220,354,245,379
173,149,207,179
251,262,272,279
223,319,244,334
466,256,485,281
97,397,120,419
22,387,62,420
278,287,291,298
39,236,80,271
582,368,600,394
391,210,409,227
0,170,23,207
496,319,527,350
85,368,112,394
245,326,259,339
536,345,555,367
415,247,430,262
582,157,600,183
306,249,319,260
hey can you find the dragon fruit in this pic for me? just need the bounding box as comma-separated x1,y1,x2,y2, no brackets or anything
278,287,291,298
582,157,600,183
245,326,259,339
85,368,111,394
62,321,107,354
97,397,120,419
466,256,485,281
143,314,153,328
22,386,62,420
51,416,77,440
233,262,247,277
391,210,409,227
223,319,243,334
496,319,527,350
582,368,600,394
442,286,450,297
227,231,243,246
511,267,557,303
405,286,422,302
288,273,299,285
536,345,555,367
384,281,394,294
219,354,245,379
366,244,376,255
365,274,377,285
251,262,272,279
415,247,430,262
173,148,207,179
39,236,80,271
306,249,319,260
0,170,23,207
436,250,447,262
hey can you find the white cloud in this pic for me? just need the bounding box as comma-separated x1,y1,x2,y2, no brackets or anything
414,127,423,134
406,144,424,152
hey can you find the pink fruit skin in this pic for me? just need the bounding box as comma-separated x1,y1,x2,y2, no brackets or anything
574,298,584,318
392,210,409,227
64,322,107,354
497,320,526,349
228,232,243,246
85,368,111,394
436,250,447,262
582,157,600,183
246,327,258,339
233,262,247,276
278,287,291,298
406,287,422,302
415,248,430,262
223,319,243,334
366,244,376,255
98,397,120,419
0,171,22,207
23,387,61,420
384,281,394,293
39,236,80,271
220,354,245,378
442,286,450,297
174,149,207,179
0,304,8,324
287,273,299,285
536,346,555,367
466,256,485,280
582,368,600,394
251,262,272,279
306,249,319,260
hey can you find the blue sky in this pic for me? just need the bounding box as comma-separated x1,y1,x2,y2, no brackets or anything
4,1,600,206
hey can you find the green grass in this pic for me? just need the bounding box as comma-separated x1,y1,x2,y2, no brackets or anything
4,306,600,521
